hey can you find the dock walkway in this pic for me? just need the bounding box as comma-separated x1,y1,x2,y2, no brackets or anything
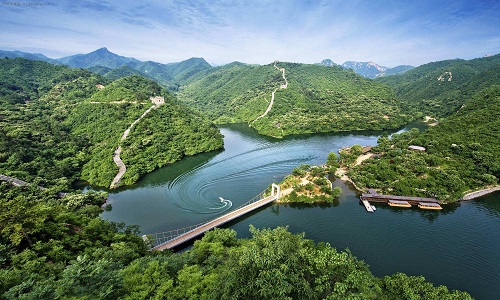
361,189,440,205
153,195,277,251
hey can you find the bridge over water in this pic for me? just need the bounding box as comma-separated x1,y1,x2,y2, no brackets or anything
146,184,281,251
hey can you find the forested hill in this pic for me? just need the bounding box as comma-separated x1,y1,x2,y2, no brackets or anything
1,48,213,88
349,85,500,202
376,54,500,118
0,58,223,188
56,47,212,87
0,57,97,104
178,62,409,138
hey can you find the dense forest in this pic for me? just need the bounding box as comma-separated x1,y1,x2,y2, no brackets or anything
346,85,499,201
178,62,409,137
0,183,471,299
0,58,223,188
376,54,500,117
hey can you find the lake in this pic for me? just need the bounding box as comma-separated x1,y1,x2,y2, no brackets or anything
100,123,500,300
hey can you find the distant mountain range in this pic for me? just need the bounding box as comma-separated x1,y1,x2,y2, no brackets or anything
0,50,61,65
0,48,212,87
57,47,141,68
318,59,414,78
1,48,415,84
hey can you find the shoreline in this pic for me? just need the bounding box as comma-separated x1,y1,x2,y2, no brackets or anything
335,152,499,203
461,186,500,200
337,172,499,203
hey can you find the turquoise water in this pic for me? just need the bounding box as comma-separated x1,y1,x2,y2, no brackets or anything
100,123,500,299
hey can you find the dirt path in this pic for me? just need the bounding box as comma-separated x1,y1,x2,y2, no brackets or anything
335,153,372,181
110,97,164,189
252,61,288,123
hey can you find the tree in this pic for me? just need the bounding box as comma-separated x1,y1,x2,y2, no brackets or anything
327,151,338,166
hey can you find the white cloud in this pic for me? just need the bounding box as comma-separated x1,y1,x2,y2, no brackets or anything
0,0,498,66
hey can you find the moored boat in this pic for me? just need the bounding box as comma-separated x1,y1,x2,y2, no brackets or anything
388,200,411,208
418,202,442,210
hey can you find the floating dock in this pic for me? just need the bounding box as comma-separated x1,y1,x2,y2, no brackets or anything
361,198,375,212
360,189,443,210
361,189,440,205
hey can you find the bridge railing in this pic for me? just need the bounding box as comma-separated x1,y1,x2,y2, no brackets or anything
143,190,270,248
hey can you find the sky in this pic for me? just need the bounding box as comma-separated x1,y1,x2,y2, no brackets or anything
1,0,499,67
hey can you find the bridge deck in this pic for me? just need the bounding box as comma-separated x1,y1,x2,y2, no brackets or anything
153,195,277,251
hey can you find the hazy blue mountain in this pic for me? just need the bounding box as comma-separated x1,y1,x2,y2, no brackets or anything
0,50,60,64
57,47,140,68
340,61,413,78
57,47,212,86
384,65,414,76
317,59,338,67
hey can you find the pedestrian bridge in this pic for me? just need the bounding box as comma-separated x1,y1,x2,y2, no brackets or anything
145,184,281,251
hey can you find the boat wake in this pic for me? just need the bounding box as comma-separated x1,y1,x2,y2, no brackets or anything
211,197,233,210
164,137,314,215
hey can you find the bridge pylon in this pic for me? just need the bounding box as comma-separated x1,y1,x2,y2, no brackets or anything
271,183,281,199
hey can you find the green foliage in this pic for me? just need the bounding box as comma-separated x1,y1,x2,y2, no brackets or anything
0,183,147,298
326,151,339,167
381,273,472,300
349,86,499,201
178,62,409,137
90,75,162,102
280,165,340,204
0,57,101,105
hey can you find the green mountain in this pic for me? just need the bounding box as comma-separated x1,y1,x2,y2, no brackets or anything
178,62,409,137
348,84,500,201
86,65,113,75
57,47,140,69
56,47,212,86
0,58,223,188
376,54,500,117
0,50,60,64
88,65,150,81
127,57,212,87
0,57,91,104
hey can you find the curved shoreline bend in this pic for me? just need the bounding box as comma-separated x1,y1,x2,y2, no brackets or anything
461,187,500,200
